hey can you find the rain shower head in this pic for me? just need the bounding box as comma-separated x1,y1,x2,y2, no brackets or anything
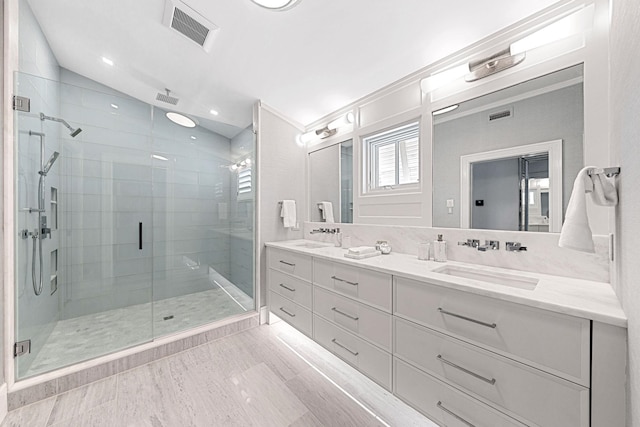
40,113,82,137
42,151,59,175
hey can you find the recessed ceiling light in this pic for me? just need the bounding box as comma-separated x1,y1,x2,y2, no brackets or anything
102,57,114,66
432,104,459,116
250,0,300,10
191,136,197,140
152,154,169,161
166,112,197,128
209,109,219,116
110,103,119,109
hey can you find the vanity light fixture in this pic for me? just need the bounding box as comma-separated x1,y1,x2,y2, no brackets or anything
166,111,197,128
250,0,300,11
225,157,252,172
432,104,459,116
297,112,355,145
420,6,593,91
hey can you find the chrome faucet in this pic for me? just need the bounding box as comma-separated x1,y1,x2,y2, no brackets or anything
477,240,500,251
458,239,480,248
505,241,527,252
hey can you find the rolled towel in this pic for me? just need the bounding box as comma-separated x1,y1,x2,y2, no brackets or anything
348,246,376,255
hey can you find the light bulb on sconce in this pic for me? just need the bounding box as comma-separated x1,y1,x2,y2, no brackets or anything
296,111,355,145
420,6,593,93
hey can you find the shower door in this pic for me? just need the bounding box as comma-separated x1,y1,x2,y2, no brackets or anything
14,72,255,380
14,73,154,379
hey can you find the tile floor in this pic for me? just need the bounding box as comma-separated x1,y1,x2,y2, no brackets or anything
22,280,254,378
4,320,435,427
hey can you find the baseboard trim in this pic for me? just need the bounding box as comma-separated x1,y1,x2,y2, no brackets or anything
0,382,8,422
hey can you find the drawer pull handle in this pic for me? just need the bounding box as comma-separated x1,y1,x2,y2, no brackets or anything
437,354,496,385
437,401,476,427
331,338,359,356
438,308,497,329
279,283,296,292
279,260,296,267
331,307,359,321
279,307,296,317
331,275,359,286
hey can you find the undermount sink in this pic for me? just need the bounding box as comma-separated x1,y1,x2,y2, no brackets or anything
295,242,331,249
433,265,538,290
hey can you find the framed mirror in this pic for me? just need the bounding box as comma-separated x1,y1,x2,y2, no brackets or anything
308,140,353,223
432,64,584,232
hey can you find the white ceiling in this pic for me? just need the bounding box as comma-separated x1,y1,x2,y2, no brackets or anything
27,0,560,131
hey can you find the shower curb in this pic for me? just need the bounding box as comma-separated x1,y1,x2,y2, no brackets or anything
7,313,259,410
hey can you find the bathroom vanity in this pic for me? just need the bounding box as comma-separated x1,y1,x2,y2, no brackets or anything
265,240,626,427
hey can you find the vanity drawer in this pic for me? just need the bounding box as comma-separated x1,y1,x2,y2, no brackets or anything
313,286,392,352
394,276,590,385
394,317,589,427
314,315,391,390
269,291,312,337
313,258,392,312
269,268,312,310
267,248,312,282
394,358,527,427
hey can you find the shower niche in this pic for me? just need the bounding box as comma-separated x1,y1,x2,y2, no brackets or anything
13,71,256,380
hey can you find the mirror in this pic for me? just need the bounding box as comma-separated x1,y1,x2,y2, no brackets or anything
309,140,353,223
432,64,584,232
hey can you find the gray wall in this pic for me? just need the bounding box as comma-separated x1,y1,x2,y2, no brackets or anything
471,158,520,231
610,0,640,425
433,83,583,228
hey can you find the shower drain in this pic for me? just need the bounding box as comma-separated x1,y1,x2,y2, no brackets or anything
163,315,175,321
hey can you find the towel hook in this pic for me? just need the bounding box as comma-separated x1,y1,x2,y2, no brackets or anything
587,167,620,178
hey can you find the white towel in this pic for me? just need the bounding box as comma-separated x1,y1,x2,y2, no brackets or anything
559,166,618,253
320,201,335,223
348,246,376,255
280,200,297,228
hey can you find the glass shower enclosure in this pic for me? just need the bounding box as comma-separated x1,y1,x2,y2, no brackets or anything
13,71,255,379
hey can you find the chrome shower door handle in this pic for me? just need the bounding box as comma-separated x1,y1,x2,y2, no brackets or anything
139,222,143,250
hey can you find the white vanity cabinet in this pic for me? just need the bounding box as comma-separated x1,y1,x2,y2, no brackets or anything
267,248,313,337
265,244,627,427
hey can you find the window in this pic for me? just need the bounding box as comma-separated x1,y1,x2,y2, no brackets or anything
364,121,420,192
237,167,252,199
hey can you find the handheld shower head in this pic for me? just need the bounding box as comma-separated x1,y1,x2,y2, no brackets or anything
42,151,59,175
40,113,82,137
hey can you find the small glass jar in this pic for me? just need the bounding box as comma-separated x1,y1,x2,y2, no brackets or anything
418,242,430,260
376,240,392,254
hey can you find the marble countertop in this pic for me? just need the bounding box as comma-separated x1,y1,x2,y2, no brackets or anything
265,239,627,328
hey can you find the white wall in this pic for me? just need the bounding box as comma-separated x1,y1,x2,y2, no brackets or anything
256,104,305,310
610,0,640,424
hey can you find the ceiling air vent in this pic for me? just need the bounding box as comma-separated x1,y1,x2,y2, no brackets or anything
488,107,513,122
163,0,219,52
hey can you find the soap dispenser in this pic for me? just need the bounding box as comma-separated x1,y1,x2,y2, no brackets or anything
334,228,342,247
433,234,447,262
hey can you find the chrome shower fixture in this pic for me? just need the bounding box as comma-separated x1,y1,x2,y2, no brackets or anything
42,151,60,175
40,112,82,137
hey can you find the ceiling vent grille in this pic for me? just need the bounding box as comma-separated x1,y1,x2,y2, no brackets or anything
163,0,219,52
488,108,513,122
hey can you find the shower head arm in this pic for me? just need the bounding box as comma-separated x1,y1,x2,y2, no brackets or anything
40,113,72,131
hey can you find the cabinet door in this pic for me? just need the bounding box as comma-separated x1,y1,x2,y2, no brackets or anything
314,315,391,390
267,248,312,282
394,276,590,385
269,268,312,310
313,286,392,351
394,358,527,427
313,258,392,312
394,317,589,427
269,291,312,337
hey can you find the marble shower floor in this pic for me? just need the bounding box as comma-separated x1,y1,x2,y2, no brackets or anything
3,321,434,427
21,285,252,379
